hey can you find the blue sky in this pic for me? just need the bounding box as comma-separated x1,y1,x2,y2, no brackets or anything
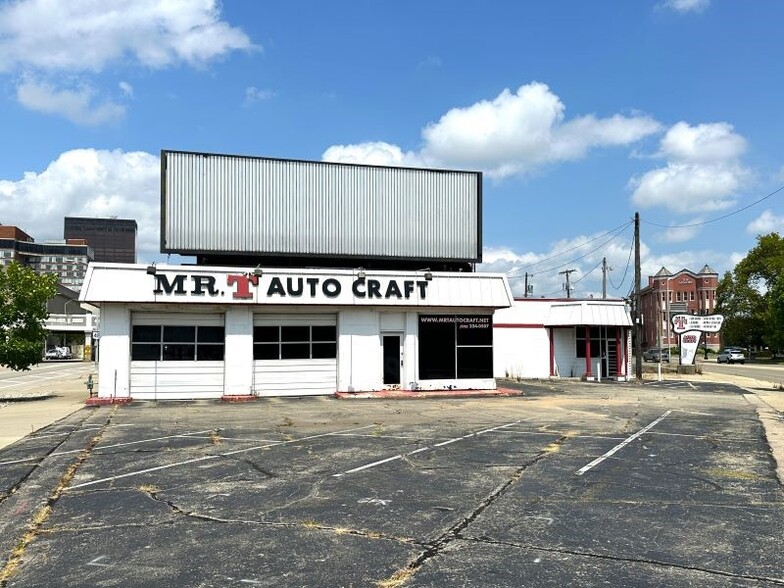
1,0,783,298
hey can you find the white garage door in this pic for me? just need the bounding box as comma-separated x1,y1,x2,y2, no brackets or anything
253,314,337,397
130,312,225,400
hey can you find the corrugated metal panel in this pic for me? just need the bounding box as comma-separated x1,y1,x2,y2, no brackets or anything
162,151,480,261
131,312,224,326
253,313,336,326
253,359,337,397
130,312,224,399
252,313,337,396
545,302,632,327
130,361,224,399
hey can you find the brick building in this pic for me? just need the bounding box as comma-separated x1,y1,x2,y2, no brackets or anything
640,265,720,351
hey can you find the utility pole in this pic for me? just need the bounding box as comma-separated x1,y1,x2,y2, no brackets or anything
524,272,529,298
601,257,612,299
634,212,642,380
559,268,577,298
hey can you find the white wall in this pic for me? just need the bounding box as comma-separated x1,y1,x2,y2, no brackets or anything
553,328,583,378
225,306,253,396
493,300,551,379
493,326,550,379
338,309,381,392
97,304,130,398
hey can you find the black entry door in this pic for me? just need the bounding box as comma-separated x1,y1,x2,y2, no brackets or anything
383,335,401,385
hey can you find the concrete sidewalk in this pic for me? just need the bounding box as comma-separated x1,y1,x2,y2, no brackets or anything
0,363,95,450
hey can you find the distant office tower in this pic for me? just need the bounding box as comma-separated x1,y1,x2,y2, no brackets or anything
64,217,137,263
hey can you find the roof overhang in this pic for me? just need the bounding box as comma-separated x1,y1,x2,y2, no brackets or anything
544,300,632,327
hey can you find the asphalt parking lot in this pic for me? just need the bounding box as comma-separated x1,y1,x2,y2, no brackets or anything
0,380,782,587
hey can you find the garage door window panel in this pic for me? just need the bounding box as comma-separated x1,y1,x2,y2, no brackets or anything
132,343,160,361
133,325,161,343
312,343,337,358
163,344,195,361
198,326,225,343
132,324,224,362
253,324,337,360
164,326,195,342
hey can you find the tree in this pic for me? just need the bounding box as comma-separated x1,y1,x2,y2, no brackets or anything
767,273,784,353
716,232,784,350
0,262,58,371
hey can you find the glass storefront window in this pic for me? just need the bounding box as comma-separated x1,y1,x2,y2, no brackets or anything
418,315,492,380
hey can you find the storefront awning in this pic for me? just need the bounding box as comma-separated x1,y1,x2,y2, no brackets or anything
544,301,632,327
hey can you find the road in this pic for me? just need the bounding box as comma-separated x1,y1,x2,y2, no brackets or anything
0,361,92,393
699,359,784,387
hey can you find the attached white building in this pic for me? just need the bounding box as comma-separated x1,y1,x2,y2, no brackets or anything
81,263,513,400
494,298,633,381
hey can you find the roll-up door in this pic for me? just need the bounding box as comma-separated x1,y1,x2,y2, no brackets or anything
253,314,337,397
130,312,225,400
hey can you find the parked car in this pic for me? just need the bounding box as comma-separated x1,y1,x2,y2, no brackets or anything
44,346,72,360
716,348,745,364
643,348,670,362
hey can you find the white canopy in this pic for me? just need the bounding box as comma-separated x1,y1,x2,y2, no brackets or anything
545,301,632,327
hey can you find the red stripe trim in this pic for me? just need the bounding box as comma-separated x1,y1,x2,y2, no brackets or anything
493,323,545,328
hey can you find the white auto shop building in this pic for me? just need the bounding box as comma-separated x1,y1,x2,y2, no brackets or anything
80,151,514,400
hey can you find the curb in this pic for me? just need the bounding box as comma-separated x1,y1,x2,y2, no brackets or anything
220,395,258,402
335,387,523,400
0,393,56,402
85,397,132,406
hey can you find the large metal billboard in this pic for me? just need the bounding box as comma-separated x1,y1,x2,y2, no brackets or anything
161,150,482,264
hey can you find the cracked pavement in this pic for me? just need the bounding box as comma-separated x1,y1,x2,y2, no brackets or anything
0,380,782,587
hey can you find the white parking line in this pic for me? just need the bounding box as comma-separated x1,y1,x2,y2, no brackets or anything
0,430,217,467
51,430,217,457
575,411,672,476
333,420,522,477
67,424,375,490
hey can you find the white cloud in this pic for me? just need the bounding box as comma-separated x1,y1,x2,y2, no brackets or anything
16,79,125,125
662,0,710,13
630,122,749,215
119,81,134,97
747,210,784,235
244,86,276,106
0,149,161,260
322,82,661,179
478,229,639,298
322,141,423,168
660,121,746,164
655,220,702,243
0,0,256,73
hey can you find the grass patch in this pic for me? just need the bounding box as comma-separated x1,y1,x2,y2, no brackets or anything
376,568,415,588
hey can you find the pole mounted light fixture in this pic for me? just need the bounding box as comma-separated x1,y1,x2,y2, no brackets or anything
146,263,157,275
421,268,433,281
357,268,366,281
253,265,263,277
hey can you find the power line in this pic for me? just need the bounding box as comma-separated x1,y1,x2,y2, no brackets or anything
509,221,632,280
571,259,603,286
506,220,633,278
641,184,784,229
608,232,635,291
